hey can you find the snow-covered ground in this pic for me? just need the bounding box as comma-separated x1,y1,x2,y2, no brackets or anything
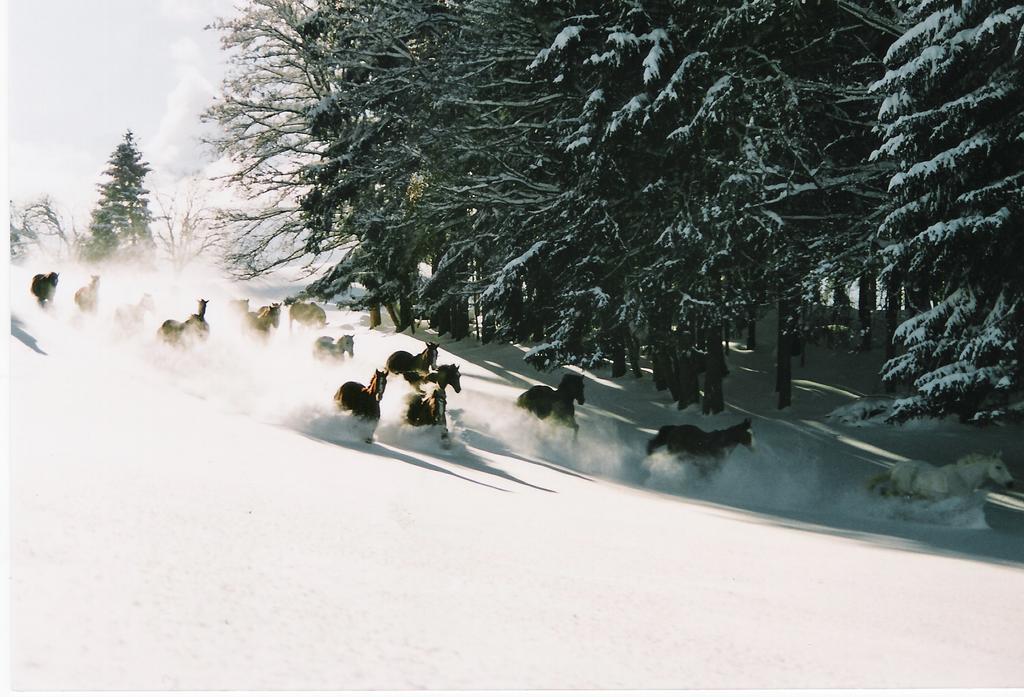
8,259,1024,689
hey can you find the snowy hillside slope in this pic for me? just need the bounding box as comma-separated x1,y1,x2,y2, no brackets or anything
8,260,1024,689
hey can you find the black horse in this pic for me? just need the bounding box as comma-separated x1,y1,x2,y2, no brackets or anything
335,369,388,443
386,341,439,375
406,387,450,447
30,272,59,307
158,299,210,345
402,364,462,393
647,418,752,457
516,374,585,434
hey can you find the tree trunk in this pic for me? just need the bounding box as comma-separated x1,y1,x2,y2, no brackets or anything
627,331,642,378
884,273,901,362
652,347,672,392
673,329,701,409
510,284,527,342
858,273,876,352
385,303,400,329
611,339,627,378
746,307,757,350
451,296,470,340
674,349,701,410
369,304,382,329
777,296,794,409
400,297,415,334
434,300,451,337
702,324,725,414
481,304,496,344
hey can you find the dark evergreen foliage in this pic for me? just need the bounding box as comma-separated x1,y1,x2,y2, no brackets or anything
208,0,1024,423
83,131,155,263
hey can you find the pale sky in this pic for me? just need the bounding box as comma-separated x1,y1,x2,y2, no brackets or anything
7,0,237,223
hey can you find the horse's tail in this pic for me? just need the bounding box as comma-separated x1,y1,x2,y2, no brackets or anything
647,426,674,455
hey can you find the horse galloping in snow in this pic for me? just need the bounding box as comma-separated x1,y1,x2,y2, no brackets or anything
402,364,462,394
868,453,1015,500
386,341,439,376
30,272,59,307
405,386,451,447
288,300,327,330
313,334,355,361
246,303,281,336
647,418,753,457
516,373,585,436
114,293,155,331
334,369,388,443
74,275,101,313
159,299,210,345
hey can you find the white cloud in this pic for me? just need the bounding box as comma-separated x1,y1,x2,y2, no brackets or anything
146,36,219,182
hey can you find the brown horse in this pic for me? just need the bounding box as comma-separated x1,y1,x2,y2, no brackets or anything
647,418,752,457
386,341,439,375
406,387,450,447
159,299,210,345
246,303,281,335
74,275,101,313
402,364,462,393
313,334,355,361
334,369,388,443
288,301,327,330
516,374,585,434
30,272,59,307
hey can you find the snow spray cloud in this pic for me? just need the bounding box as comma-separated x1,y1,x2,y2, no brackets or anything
447,386,641,481
10,255,408,446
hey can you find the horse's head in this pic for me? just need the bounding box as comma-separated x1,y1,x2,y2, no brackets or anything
426,341,440,369
90,275,100,288
561,374,585,404
373,369,388,401
197,298,209,317
268,303,282,326
985,457,1015,489
140,294,155,311
724,418,753,448
439,364,462,393
340,335,355,354
50,272,59,284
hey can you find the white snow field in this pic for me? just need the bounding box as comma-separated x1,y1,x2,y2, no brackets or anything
9,260,1024,690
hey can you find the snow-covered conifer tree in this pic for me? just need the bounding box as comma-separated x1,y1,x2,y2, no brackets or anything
83,131,154,263
873,1,1024,422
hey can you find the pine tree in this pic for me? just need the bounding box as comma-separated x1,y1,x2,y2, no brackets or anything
83,131,154,263
873,1,1024,423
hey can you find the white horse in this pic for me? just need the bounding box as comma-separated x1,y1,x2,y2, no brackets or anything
313,335,354,361
869,453,1015,500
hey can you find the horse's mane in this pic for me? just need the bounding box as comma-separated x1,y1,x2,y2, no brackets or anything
954,452,1002,468
559,374,583,389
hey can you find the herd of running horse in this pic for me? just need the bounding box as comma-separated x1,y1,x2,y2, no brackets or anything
28,270,755,459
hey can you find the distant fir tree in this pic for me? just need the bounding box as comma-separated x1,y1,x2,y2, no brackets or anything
872,1,1024,423
83,131,155,263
